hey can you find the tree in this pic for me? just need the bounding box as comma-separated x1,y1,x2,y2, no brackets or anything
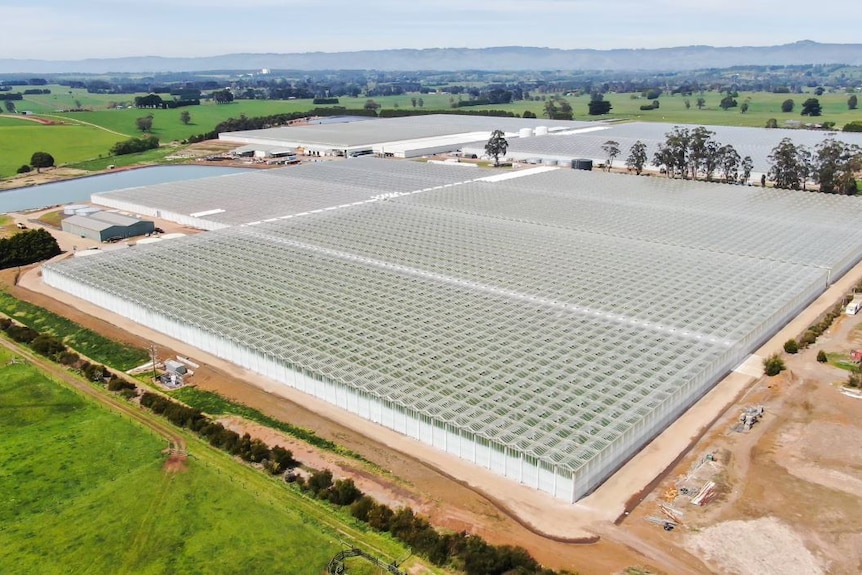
687,126,716,180
812,138,861,194
653,126,690,179
211,89,233,104
765,118,778,128
848,94,858,110
522,110,536,118
768,138,809,190
587,96,612,116
784,339,799,354
814,86,825,96
179,110,191,125
484,129,508,167
684,98,691,109
740,101,749,114
763,353,786,377
717,144,741,183
696,97,706,109
625,140,648,175
781,98,795,113
411,97,417,108
740,155,753,184
135,115,153,133
4,100,15,113
29,151,55,172
800,98,822,116
417,97,424,108
817,350,828,363
601,140,621,171
544,97,573,120
363,99,380,113
0,228,61,269
719,95,737,110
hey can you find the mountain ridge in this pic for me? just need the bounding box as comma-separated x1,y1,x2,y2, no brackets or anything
2,41,861,74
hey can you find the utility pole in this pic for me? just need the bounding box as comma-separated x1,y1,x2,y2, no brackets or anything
149,344,159,381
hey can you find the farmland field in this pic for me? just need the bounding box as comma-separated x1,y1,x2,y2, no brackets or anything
3,84,860,181
0,119,122,178
0,345,420,575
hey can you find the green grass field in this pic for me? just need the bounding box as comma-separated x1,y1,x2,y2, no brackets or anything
0,118,123,178
0,345,424,575
4,84,860,181
0,290,149,370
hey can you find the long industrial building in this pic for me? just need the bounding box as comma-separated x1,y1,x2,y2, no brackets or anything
219,114,588,158
461,121,862,174
44,159,862,502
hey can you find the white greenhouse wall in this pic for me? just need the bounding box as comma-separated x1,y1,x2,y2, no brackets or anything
41,263,831,503
91,195,227,231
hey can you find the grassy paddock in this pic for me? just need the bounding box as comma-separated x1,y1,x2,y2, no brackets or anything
0,290,148,370
66,146,181,171
0,122,122,178
0,346,410,575
36,210,63,227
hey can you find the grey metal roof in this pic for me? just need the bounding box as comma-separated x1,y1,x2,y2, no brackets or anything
62,214,114,231
220,114,597,149
88,211,146,227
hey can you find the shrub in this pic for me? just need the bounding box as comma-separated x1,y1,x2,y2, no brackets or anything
0,317,12,330
6,324,38,343
349,496,375,522
783,339,798,354
816,350,828,363
799,330,818,348
16,164,31,174
107,377,136,392
109,135,159,156
57,350,80,365
30,334,66,356
763,353,786,376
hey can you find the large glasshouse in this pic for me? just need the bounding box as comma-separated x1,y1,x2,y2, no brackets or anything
44,162,862,502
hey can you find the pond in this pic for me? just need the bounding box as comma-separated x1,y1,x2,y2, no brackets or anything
0,165,253,214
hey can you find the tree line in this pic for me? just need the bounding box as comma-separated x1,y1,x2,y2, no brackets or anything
134,389,571,575
607,126,860,193
0,228,61,269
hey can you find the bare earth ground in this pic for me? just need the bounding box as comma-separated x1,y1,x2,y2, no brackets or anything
6,230,862,573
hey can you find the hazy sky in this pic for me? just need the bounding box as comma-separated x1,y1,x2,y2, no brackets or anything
6,0,859,60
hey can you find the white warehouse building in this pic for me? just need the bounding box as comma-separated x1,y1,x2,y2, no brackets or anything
43,163,862,502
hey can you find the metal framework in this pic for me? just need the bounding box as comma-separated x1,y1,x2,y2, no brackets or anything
44,165,862,502
92,158,483,228
461,121,862,173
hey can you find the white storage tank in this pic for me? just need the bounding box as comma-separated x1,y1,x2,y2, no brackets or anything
64,204,87,215
535,126,549,136
518,127,533,138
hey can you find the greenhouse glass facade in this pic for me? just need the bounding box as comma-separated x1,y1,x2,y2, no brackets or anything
45,166,862,502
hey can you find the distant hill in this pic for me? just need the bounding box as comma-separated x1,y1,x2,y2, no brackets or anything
2,41,862,74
